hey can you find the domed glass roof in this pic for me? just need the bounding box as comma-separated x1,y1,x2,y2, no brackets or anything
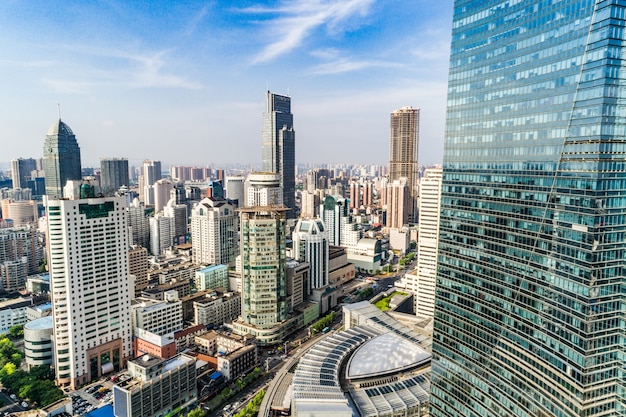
47,119,74,136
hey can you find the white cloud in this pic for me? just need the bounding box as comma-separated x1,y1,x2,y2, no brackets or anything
308,57,401,75
241,0,375,64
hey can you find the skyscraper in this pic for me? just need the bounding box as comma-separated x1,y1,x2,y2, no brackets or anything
45,195,132,389
262,91,295,218
11,158,37,190
389,106,419,223
42,119,82,198
233,206,290,345
292,218,329,294
100,157,129,196
431,2,626,416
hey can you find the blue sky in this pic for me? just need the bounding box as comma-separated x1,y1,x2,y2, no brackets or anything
0,0,453,168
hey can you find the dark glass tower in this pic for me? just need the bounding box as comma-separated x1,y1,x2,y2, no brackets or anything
432,1,626,416
100,157,129,196
262,91,295,218
43,119,82,198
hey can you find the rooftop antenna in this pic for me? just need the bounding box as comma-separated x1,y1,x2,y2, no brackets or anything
287,88,290,96
57,103,61,120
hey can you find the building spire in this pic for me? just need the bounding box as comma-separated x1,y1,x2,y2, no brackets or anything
57,103,61,120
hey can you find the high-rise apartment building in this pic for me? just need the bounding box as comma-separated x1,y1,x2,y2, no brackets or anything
42,119,82,198
141,160,161,206
320,195,361,247
385,177,410,229
45,195,132,389
149,214,174,256
409,168,442,317
292,218,329,294
100,158,129,196
262,91,295,218
190,197,238,266
127,198,150,249
389,106,419,223
11,158,37,190
431,2,626,416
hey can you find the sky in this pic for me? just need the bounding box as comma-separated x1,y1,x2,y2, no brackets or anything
0,0,453,168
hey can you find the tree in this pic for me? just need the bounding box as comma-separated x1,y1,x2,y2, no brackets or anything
8,325,23,339
221,387,232,399
187,408,206,417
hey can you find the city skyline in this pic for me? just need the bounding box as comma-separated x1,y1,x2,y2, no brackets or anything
0,0,452,167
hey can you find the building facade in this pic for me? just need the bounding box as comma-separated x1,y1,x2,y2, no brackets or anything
46,195,132,388
431,2,626,416
292,218,329,294
11,158,37,190
389,106,419,222
190,197,239,265
245,172,283,208
261,91,295,218
100,157,129,196
320,195,362,247
42,119,82,198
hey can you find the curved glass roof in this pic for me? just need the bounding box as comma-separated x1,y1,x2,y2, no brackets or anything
47,119,74,136
346,332,430,379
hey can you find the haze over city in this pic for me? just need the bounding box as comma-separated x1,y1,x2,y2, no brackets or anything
0,0,453,167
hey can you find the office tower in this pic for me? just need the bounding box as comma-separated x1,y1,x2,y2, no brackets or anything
320,195,361,247
389,106,419,222
206,180,224,199
190,197,238,265
292,218,329,294
11,158,37,190
386,177,410,229
45,195,132,389
163,198,188,245
225,176,245,207
408,168,442,317
42,119,82,198
245,172,283,207
127,198,150,249
300,190,321,219
100,158,129,196
306,169,319,194
431,2,626,417
262,91,295,218
149,214,174,256
236,206,288,343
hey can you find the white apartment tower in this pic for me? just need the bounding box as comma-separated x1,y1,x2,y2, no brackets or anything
45,195,132,389
245,172,282,207
292,218,329,293
320,195,361,247
413,168,442,317
190,197,238,265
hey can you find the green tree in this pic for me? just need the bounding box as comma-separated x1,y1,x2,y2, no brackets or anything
221,387,232,399
187,408,206,417
235,378,245,390
8,325,23,339
30,365,54,381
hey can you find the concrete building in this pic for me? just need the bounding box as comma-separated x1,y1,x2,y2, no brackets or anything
141,160,161,206
193,291,241,328
133,328,176,360
412,168,442,317
100,158,129,196
23,316,54,370
190,197,238,266
386,177,410,229
346,238,383,274
42,119,82,198
129,245,149,293
0,226,42,292
320,195,361,247
262,91,295,218
127,198,150,249
389,106,419,222
245,172,282,208
113,353,196,417
0,297,32,334
163,198,188,245
225,176,245,207
153,179,174,213
194,264,229,291
45,195,132,388
217,344,257,381
149,213,174,256
292,218,329,294
133,292,183,336
1,199,38,226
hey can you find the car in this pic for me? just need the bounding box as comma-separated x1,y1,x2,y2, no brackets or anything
21,402,28,408
10,394,16,400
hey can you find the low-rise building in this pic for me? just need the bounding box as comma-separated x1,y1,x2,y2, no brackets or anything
23,316,53,370
0,296,32,334
113,353,197,417
194,291,241,328
217,344,257,381
194,264,229,291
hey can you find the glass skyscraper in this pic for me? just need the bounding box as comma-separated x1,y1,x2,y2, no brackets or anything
432,1,626,416
262,91,295,218
43,119,82,198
